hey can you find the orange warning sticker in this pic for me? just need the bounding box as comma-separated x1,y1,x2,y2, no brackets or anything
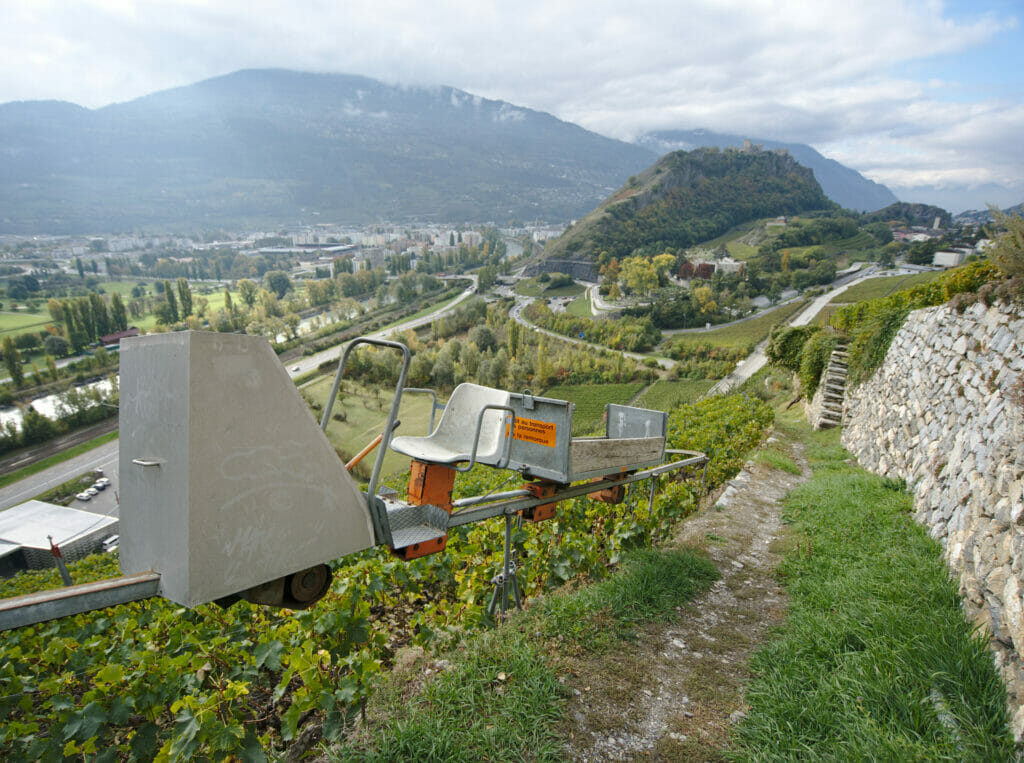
512,417,557,447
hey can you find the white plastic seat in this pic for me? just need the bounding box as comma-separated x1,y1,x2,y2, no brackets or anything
391,383,511,466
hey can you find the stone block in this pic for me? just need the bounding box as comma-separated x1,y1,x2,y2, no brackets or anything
1003,575,1024,657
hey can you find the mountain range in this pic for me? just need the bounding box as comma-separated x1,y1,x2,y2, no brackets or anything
0,69,896,234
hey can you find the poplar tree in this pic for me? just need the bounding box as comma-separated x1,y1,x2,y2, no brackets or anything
177,278,193,317
163,280,179,323
2,336,24,388
110,293,128,332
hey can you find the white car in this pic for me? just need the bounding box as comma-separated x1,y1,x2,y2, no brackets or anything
291,365,302,372
85,487,99,497
75,491,92,501
94,477,111,489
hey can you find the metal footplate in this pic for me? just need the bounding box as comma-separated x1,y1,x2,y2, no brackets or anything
384,500,451,560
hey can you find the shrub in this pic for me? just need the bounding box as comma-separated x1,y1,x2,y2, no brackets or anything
766,325,820,373
988,207,1024,279
798,331,837,396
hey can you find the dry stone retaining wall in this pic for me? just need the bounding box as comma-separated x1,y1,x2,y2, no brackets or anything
841,299,1024,734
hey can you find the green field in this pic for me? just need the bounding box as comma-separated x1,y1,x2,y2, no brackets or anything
0,309,51,339
541,382,646,435
779,231,878,257
0,279,238,340
302,376,436,479
696,218,780,261
810,304,842,327
566,292,593,317
830,271,942,304
665,299,808,353
637,379,714,411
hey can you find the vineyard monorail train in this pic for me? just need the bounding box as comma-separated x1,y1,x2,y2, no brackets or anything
0,332,707,629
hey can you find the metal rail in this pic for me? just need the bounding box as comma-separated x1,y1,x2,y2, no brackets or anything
0,572,161,631
446,451,708,528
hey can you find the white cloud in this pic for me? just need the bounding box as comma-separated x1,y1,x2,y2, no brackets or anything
0,0,1020,209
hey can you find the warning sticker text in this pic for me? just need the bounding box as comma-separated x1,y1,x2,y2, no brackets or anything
512,417,557,447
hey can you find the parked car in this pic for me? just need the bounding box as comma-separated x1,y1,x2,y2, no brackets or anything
291,365,301,372
75,491,92,501
93,478,109,490
85,487,99,497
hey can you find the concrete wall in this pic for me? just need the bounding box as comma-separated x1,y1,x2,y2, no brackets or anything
842,299,1024,734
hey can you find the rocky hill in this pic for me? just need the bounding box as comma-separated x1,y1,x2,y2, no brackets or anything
0,69,654,233
637,129,898,213
542,146,833,262
861,201,952,228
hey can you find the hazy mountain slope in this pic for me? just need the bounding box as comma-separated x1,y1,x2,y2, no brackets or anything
542,146,833,262
955,203,1024,226
0,69,654,233
637,129,897,213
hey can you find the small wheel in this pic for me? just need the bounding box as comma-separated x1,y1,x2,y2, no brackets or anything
288,564,331,604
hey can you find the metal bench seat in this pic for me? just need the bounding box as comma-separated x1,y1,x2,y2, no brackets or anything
391,383,512,467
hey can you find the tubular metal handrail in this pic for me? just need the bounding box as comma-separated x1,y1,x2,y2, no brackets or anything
401,387,444,433
320,337,412,537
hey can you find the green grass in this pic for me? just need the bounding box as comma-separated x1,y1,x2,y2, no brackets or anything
542,382,646,435
696,217,782,262
665,298,808,353
0,431,118,489
752,447,801,474
0,309,51,340
339,549,718,761
95,279,149,297
637,379,714,411
830,271,943,304
565,292,593,317
810,303,842,327
732,428,1014,760
531,548,720,649
515,278,586,298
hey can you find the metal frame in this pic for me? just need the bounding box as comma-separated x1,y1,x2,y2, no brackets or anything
0,572,160,631
320,337,411,541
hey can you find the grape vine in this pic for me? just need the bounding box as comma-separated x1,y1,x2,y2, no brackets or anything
0,393,771,759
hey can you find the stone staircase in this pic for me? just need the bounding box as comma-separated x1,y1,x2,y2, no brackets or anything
814,340,849,430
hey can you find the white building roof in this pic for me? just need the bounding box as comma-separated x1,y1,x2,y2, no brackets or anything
0,501,117,550
0,539,20,559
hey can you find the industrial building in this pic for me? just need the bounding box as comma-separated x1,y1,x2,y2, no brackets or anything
0,501,118,577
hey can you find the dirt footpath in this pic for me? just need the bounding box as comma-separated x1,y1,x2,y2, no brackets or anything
562,434,809,761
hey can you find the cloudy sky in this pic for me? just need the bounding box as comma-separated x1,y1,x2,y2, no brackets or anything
2,0,1021,212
